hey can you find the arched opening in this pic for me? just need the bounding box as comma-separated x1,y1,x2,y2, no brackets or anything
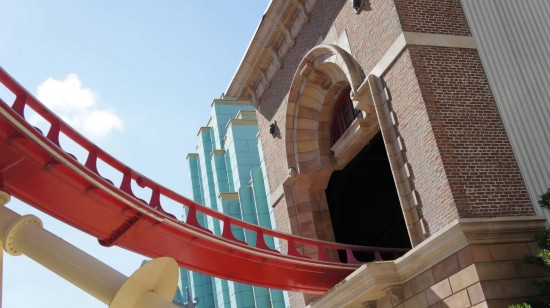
283,44,416,259
326,132,411,262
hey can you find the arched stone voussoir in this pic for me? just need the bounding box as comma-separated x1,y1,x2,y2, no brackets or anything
304,44,363,89
286,44,364,175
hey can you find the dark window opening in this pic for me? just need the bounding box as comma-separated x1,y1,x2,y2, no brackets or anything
330,86,363,145
326,132,411,262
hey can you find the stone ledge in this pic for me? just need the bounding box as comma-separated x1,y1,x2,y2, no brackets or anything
218,192,239,201
309,216,547,307
331,118,380,170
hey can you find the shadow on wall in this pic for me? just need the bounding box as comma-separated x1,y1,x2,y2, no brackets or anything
326,132,412,262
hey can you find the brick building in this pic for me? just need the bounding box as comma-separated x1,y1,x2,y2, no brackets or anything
219,0,550,307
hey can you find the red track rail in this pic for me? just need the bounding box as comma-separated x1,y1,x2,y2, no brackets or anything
0,67,408,294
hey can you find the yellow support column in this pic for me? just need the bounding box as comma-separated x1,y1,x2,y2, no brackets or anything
0,191,179,307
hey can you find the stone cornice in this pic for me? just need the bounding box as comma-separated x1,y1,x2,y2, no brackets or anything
225,0,316,106
459,216,548,244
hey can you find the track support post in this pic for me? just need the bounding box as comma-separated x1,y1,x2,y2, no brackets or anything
0,191,180,307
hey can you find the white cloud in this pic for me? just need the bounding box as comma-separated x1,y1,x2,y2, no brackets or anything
81,110,123,137
35,74,123,139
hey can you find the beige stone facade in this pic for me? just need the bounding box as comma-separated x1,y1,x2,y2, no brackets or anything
225,0,548,306
310,216,547,307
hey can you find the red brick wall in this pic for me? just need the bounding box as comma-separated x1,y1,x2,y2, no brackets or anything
334,0,402,75
394,0,471,35
383,45,534,235
408,46,534,219
382,49,459,234
258,0,535,239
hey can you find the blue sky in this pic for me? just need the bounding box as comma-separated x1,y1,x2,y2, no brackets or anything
0,0,269,306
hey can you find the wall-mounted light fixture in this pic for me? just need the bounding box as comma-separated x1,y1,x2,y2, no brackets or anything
269,121,281,138
352,0,369,14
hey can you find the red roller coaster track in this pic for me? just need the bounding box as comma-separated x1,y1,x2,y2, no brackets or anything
0,67,408,294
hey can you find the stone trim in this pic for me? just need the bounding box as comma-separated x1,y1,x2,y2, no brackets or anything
196,126,211,136
210,150,225,156
225,0,318,106
404,32,476,49
226,118,258,128
459,216,548,244
218,192,239,201
227,2,475,106
235,110,257,120
210,99,251,107
269,182,285,207
369,32,477,77
286,44,364,173
308,216,547,307
330,117,379,170
360,74,425,246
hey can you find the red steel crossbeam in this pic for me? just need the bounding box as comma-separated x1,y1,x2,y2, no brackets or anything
0,67,409,293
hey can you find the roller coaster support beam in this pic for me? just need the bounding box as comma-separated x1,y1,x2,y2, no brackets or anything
0,191,180,308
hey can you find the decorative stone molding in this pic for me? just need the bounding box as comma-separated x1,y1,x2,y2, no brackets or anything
286,44,364,175
260,68,270,90
383,285,405,304
368,32,477,77
362,300,377,308
281,23,295,47
330,117,378,170
365,74,426,245
279,43,378,242
296,0,310,22
270,47,282,70
308,216,548,307
299,61,330,87
269,182,285,207
459,216,548,244
225,0,317,104
288,167,298,180
247,86,258,107
299,61,314,79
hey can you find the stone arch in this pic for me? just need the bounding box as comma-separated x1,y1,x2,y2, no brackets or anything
282,44,386,250
281,45,422,253
285,44,364,175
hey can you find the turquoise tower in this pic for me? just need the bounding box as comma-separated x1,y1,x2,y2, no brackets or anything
180,98,289,308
